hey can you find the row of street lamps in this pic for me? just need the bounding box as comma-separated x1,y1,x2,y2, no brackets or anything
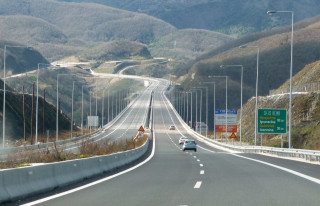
2,52,129,147
173,10,294,148
1,10,294,148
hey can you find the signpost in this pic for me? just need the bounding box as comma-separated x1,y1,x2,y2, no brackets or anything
215,110,237,133
87,116,99,127
195,122,208,134
258,109,287,134
230,132,237,139
138,126,145,133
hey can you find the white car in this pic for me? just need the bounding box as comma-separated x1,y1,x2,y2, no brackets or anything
182,140,197,152
169,125,175,130
179,136,189,145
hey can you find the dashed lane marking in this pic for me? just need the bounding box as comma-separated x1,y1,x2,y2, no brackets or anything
194,181,202,189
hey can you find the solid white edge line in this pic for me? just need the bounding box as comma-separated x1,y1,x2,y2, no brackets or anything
197,145,216,153
194,181,202,189
21,125,156,206
160,90,320,186
232,153,320,185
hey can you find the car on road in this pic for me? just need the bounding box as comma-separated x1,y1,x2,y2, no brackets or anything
179,136,188,144
169,125,175,130
182,140,197,152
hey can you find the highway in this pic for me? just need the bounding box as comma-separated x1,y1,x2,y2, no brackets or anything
0,75,156,160
13,79,320,206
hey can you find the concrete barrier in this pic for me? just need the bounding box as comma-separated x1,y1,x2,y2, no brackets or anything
0,139,150,204
0,170,10,202
0,82,154,204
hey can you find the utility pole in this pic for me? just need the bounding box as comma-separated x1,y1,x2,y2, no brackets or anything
31,83,35,145
23,86,26,141
108,90,110,123
43,89,46,137
112,93,114,120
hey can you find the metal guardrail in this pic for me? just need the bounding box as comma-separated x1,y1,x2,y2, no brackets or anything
0,89,143,155
269,82,320,95
163,91,320,163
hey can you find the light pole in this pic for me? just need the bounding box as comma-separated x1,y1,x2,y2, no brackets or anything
190,89,198,130
179,92,184,119
81,84,93,135
56,74,75,141
239,45,260,146
186,91,190,125
191,88,202,134
3,45,32,148
81,85,85,135
195,86,208,138
209,76,228,143
267,10,294,148
108,90,110,123
102,85,110,127
102,90,105,127
71,81,75,138
183,92,186,122
36,63,51,144
220,65,243,145
188,90,193,128
203,82,216,140
179,92,182,117
89,90,92,133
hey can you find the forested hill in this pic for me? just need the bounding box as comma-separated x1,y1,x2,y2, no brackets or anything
57,0,320,37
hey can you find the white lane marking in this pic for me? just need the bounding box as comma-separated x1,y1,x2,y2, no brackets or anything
193,156,197,158
200,170,204,175
197,159,200,162
200,164,204,167
21,122,157,206
232,154,320,185
197,145,216,153
194,181,202,189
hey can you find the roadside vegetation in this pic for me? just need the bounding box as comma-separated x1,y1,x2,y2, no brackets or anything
0,134,148,170
240,61,320,149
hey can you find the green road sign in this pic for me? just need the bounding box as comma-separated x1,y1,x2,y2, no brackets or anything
258,109,287,134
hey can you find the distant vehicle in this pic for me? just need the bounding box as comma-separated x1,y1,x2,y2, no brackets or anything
169,125,175,130
179,136,188,144
182,140,197,152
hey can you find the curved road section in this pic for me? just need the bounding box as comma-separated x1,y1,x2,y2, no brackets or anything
10,77,320,205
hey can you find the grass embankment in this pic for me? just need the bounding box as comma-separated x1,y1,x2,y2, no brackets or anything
0,134,148,170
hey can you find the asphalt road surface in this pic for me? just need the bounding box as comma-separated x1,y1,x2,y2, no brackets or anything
11,79,320,206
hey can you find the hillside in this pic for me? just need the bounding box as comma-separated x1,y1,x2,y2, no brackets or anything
169,15,320,133
0,0,175,44
0,15,68,45
58,0,320,37
241,61,320,149
0,81,71,144
149,29,234,60
0,41,49,77
176,16,320,105
0,0,234,61
5,66,144,142
84,40,152,61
